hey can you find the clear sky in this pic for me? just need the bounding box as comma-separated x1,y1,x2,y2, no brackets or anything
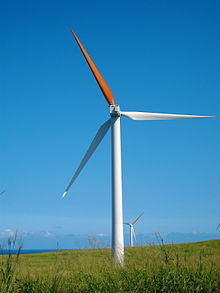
0,0,219,242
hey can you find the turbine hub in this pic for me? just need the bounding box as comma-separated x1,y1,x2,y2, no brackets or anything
110,105,121,117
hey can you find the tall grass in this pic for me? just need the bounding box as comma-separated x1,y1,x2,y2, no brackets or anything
0,238,220,292
0,233,22,293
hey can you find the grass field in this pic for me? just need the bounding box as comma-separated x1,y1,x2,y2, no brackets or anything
0,238,220,292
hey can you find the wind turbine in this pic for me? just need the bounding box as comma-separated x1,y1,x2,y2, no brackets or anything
61,29,214,266
124,213,144,247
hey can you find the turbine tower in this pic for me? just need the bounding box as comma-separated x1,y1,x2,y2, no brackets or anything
61,29,214,266
124,213,144,247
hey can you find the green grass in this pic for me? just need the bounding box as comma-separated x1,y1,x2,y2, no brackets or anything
0,239,220,292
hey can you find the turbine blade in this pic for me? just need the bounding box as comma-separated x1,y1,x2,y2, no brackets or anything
132,212,144,225
216,223,220,230
132,227,136,241
120,111,215,120
61,119,111,198
71,29,115,106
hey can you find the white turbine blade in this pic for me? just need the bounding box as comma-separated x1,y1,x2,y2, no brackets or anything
120,111,215,121
132,227,136,241
61,119,111,198
132,212,144,225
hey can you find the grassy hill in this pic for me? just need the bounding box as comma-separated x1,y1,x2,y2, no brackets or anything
1,239,220,292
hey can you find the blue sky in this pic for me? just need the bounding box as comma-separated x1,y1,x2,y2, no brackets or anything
0,0,219,245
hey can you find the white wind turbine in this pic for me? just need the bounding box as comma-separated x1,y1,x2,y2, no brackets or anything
61,29,214,266
124,213,144,247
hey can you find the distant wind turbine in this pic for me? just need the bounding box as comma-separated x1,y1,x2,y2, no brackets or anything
124,213,144,247
60,29,214,266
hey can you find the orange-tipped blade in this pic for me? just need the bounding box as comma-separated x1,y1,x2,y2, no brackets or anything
71,29,115,106
132,212,144,225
